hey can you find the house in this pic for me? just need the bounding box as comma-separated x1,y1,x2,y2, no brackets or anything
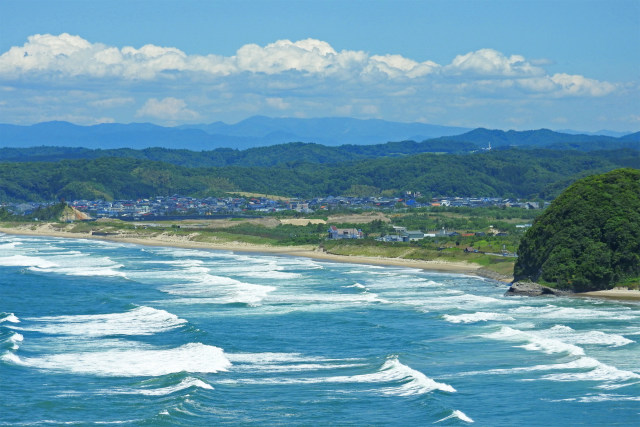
328,226,363,239
376,234,404,242
401,230,425,242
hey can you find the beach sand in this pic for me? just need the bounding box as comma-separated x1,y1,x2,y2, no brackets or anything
0,224,481,275
576,289,640,301
4,224,638,301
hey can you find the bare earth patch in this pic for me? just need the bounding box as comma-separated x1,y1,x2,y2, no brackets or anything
327,212,391,224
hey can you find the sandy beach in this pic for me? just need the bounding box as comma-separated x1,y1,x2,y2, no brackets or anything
0,224,482,275
3,224,639,301
576,289,640,301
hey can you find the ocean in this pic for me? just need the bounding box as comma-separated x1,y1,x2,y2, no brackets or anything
1,233,639,426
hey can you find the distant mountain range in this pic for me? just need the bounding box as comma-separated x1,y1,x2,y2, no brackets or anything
0,117,470,150
0,117,637,153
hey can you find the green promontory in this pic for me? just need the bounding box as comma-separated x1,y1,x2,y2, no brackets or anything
514,168,640,292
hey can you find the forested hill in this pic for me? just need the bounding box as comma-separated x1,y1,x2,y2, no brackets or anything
514,168,640,292
1,120,638,165
0,139,478,167
0,148,638,202
0,131,638,168
434,128,640,150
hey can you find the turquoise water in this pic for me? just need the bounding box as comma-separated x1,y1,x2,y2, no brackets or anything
1,233,639,426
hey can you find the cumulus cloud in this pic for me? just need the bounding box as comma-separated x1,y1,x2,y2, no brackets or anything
445,48,544,77
550,73,616,97
0,33,617,99
0,33,628,129
136,97,199,121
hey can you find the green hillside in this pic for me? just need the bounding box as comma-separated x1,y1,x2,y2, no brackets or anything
0,149,638,202
514,169,640,292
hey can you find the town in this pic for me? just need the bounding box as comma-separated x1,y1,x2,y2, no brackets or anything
1,194,547,220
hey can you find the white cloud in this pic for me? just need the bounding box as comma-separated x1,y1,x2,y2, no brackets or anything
0,34,618,100
265,97,290,110
136,97,199,121
369,54,439,78
550,73,616,97
89,97,135,108
446,48,544,77
0,33,629,129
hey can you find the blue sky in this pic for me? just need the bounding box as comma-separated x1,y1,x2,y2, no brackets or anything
0,0,638,132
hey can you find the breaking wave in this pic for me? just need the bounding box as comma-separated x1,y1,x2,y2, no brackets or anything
3,342,231,377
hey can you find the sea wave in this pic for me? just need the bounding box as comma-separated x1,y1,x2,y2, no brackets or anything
17,306,187,337
344,283,367,289
544,325,633,347
0,313,20,323
219,356,455,396
0,255,58,269
552,393,640,403
510,304,637,321
162,274,277,306
443,312,515,324
3,342,231,376
227,352,364,373
482,326,585,356
28,254,125,278
108,376,214,396
458,356,639,385
434,409,474,423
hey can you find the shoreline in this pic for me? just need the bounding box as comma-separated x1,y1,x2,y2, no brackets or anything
3,224,638,302
575,289,640,301
0,225,483,275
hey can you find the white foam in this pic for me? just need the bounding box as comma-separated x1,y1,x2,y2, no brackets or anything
234,363,363,373
217,260,302,279
413,294,512,311
162,275,277,306
373,357,456,395
20,306,187,337
9,332,23,343
460,357,601,377
544,325,633,347
4,342,231,376
597,380,640,390
460,355,640,385
0,313,20,323
0,242,21,249
8,332,23,350
557,393,640,403
344,283,367,289
220,357,455,396
443,312,515,324
510,305,637,321
483,326,585,356
227,352,363,372
29,254,125,278
149,247,232,259
109,376,214,396
541,362,640,383
435,410,474,423
0,255,58,269
227,352,339,363
269,291,388,305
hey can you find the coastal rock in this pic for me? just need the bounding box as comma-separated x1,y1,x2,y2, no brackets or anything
505,282,571,297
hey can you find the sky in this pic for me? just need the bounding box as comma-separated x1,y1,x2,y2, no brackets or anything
0,0,638,132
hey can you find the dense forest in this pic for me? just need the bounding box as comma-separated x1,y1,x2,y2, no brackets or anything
0,147,638,202
1,127,639,168
514,168,640,291
0,140,477,167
